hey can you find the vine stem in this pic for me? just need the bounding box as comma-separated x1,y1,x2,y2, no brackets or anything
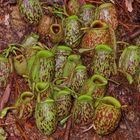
107,78,120,85
117,41,129,46
82,124,94,133
64,116,72,140
122,112,134,139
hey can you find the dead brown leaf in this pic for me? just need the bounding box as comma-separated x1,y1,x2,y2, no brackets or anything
0,83,12,111
125,0,134,12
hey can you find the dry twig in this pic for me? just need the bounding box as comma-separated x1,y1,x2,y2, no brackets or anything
64,116,72,140
0,83,12,111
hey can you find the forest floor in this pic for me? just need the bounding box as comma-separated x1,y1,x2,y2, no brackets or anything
0,0,140,140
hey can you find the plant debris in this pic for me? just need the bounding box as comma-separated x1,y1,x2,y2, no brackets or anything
0,0,140,139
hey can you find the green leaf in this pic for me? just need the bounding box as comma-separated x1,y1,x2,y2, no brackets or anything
126,73,133,84
0,107,15,119
60,115,71,126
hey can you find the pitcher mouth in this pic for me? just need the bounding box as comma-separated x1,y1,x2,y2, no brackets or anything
20,91,34,104
128,45,139,50
81,4,95,9
98,3,114,10
39,98,55,104
57,45,72,52
75,64,86,71
95,96,121,109
77,95,93,102
36,82,50,93
50,24,61,34
68,54,81,61
14,54,25,63
54,89,71,99
67,15,79,21
37,50,54,58
91,74,108,86
95,44,113,52
91,20,108,29
101,96,121,108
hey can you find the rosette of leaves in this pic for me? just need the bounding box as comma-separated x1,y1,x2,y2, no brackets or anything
95,3,118,30
81,20,116,56
80,74,108,99
67,0,80,15
49,23,64,43
71,65,88,97
0,56,11,88
18,0,43,24
92,44,116,78
35,98,58,135
93,96,121,135
78,4,96,27
64,15,83,48
14,91,34,120
72,95,94,126
54,45,72,79
30,50,55,86
53,89,72,121
119,45,140,84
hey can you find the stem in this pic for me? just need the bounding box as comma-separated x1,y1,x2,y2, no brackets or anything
121,105,128,109
60,115,71,126
37,92,41,103
63,5,69,17
79,48,95,53
82,124,93,133
118,69,133,84
64,86,77,96
0,122,15,126
80,27,89,31
64,116,72,140
122,112,134,139
107,78,120,85
117,41,129,46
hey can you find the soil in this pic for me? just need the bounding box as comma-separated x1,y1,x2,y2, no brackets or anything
0,0,140,140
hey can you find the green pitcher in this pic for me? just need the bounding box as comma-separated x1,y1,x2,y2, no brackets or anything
18,0,43,24
54,89,72,121
92,44,116,78
72,95,94,126
80,74,108,99
64,16,82,48
0,56,11,88
95,3,118,30
79,4,96,27
54,45,72,79
35,98,58,135
93,96,121,135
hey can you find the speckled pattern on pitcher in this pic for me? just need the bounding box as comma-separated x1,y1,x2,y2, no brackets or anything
94,102,121,135
72,95,94,126
64,16,82,48
18,0,43,24
35,99,57,135
0,57,10,88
